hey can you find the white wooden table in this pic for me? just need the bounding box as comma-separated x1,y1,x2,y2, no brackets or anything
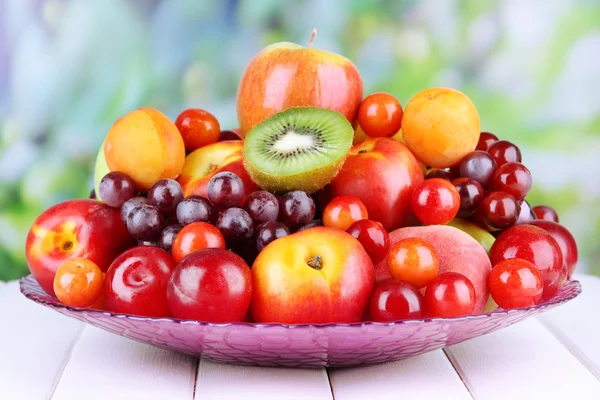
1,275,599,400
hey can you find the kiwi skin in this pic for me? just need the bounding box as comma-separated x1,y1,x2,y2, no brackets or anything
243,107,353,193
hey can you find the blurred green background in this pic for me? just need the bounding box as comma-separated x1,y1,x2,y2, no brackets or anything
0,0,598,280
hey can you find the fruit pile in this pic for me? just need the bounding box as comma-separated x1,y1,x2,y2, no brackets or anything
25,33,578,324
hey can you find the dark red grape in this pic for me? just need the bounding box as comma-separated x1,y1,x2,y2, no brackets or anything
159,224,183,253
296,219,323,232
216,207,254,242
208,172,245,208
256,221,290,252
279,191,315,227
245,191,279,223
120,196,149,225
476,132,498,151
176,196,215,225
452,177,484,218
89,189,96,199
426,168,453,181
127,204,165,241
487,140,522,167
99,172,137,208
480,192,521,230
148,179,184,214
458,151,497,187
517,199,536,224
491,162,532,200
138,241,159,247
218,130,243,141
532,205,559,222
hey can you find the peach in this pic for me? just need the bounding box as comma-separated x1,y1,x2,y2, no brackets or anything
375,225,491,313
104,108,185,190
402,88,480,168
178,141,258,201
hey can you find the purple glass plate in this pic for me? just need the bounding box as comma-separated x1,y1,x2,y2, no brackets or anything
20,274,580,368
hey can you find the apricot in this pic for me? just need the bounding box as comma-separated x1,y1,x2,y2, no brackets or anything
402,88,480,168
104,108,185,190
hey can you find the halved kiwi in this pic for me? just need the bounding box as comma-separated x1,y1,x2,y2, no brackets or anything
243,107,354,193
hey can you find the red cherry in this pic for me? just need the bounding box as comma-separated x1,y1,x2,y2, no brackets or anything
171,222,226,262
490,224,564,300
491,162,532,200
532,205,559,222
167,249,252,322
358,92,403,138
489,258,543,309
105,247,177,317
175,108,220,151
369,280,424,321
323,195,369,231
487,140,522,167
529,220,578,279
347,219,390,264
411,178,460,225
424,272,476,318
476,132,498,151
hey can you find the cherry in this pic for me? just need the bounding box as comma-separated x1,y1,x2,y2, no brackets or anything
323,195,369,231
532,205,559,222
491,162,532,200
175,108,220,151
387,237,439,288
487,140,522,167
369,280,424,322
105,247,177,317
346,219,390,264
411,178,460,225
53,258,103,308
488,258,543,309
424,272,476,318
167,249,252,322
476,131,498,151
171,222,226,262
358,92,403,138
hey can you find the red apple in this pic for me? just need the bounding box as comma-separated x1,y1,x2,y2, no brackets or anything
251,227,375,324
529,220,578,279
237,32,363,136
177,141,258,202
25,199,135,297
490,224,565,300
324,138,424,231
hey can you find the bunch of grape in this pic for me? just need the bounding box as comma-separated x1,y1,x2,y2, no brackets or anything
98,170,322,264
425,133,558,232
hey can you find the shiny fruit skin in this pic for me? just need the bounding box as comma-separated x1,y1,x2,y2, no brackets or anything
426,168,454,181
255,221,290,252
26,199,134,297
236,41,363,136
491,162,532,200
99,172,137,208
296,219,324,232
369,280,424,321
490,224,564,299
459,151,497,188
175,108,220,151
402,88,480,168
172,222,226,262
126,204,165,242
452,177,484,218
480,192,521,230
424,272,476,318
358,92,403,138
159,224,183,253
387,238,439,288
120,197,148,225
323,195,369,231
517,200,536,225
411,178,460,225
279,191,316,228
326,138,424,231
487,140,522,167
216,208,255,242
53,258,103,308
251,227,375,324
488,258,543,309
532,205,559,222
147,179,184,215
346,219,390,264
105,247,177,317
207,172,245,208
245,191,280,223
176,196,215,226
476,132,498,151
167,249,252,322
529,220,578,279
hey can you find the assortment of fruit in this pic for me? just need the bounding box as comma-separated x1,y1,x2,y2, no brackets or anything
25,32,578,325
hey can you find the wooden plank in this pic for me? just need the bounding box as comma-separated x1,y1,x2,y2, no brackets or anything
539,274,600,379
195,359,333,400
52,326,197,400
445,317,600,399
0,281,83,400
328,350,472,400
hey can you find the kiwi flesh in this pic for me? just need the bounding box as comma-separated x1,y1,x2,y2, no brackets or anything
243,107,354,193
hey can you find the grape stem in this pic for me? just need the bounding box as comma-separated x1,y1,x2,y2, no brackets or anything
308,28,318,48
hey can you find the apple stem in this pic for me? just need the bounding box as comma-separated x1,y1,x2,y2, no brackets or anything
308,28,318,48
307,255,322,270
